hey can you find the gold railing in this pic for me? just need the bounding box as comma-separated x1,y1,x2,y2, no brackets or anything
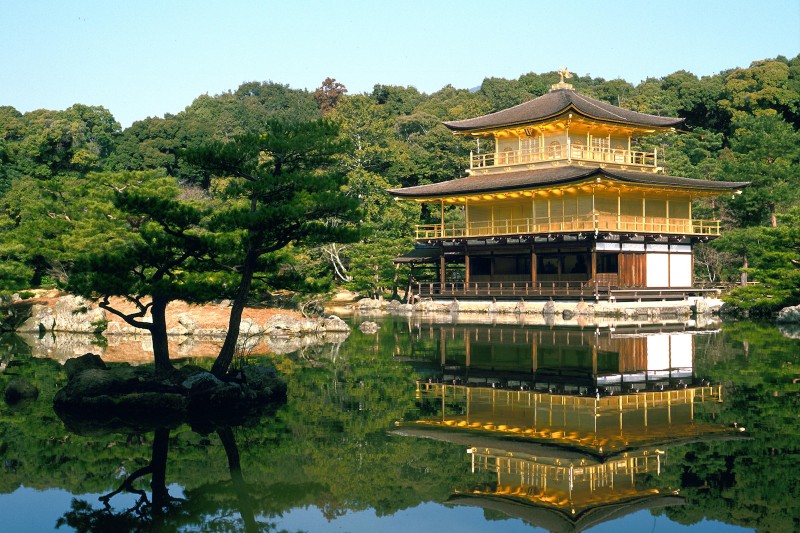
415,214,720,239
470,144,657,170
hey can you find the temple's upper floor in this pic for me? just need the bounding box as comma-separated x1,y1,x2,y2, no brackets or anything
444,89,685,174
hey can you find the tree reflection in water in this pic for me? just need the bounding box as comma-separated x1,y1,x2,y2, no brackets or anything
56,426,277,533
1,318,798,531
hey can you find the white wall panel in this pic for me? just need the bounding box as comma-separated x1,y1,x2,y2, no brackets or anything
669,253,692,287
646,253,669,287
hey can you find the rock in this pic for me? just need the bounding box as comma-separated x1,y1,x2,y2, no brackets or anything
359,321,380,334
241,365,277,386
181,371,224,392
264,314,349,336
693,298,711,315
4,378,39,404
356,298,382,310
52,295,106,333
562,309,575,320
542,299,557,316
264,314,303,336
17,304,55,333
776,304,800,324
63,353,107,380
323,315,350,332
177,313,198,334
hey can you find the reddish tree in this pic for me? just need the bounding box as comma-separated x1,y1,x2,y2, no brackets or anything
313,77,348,115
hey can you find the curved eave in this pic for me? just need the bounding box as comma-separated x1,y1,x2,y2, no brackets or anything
445,105,684,136
443,90,684,134
388,166,749,201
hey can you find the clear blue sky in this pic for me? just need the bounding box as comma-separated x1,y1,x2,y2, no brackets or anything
2,0,798,127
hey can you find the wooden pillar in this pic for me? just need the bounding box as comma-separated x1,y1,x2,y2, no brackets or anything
531,249,537,283
465,199,470,237
440,199,445,236
439,253,446,284
591,250,597,282
666,196,670,232
464,251,471,283
641,193,646,232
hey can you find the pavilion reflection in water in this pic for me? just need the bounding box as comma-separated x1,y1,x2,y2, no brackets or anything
398,324,742,531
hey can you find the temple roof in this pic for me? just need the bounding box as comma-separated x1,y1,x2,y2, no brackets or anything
388,166,749,199
443,89,684,132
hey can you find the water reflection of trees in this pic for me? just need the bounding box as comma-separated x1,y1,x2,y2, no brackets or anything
56,426,272,532
1,319,798,531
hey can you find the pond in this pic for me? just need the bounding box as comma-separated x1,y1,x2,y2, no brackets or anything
1,316,798,532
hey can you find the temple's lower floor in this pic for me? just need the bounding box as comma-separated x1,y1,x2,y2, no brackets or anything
396,233,715,301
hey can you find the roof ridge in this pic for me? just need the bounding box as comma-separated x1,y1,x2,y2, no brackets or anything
444,91,564,126
570,92,630,121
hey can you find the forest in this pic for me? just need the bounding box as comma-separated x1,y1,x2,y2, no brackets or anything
1,56,799,315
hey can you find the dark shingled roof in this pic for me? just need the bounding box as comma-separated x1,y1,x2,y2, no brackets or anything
388,166,749,198
444,89,684,132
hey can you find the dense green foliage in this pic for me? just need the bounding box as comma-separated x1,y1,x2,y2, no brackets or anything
2,57,800,312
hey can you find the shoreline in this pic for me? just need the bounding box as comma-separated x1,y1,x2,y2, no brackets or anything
332,295,722,321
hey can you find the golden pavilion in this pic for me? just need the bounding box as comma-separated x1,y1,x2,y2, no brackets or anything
390,71,748,301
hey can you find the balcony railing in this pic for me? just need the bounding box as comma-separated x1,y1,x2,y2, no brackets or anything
414,281,720,301
470,144,657,171
415,214,720,240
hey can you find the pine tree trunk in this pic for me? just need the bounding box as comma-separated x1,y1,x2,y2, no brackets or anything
741,254,749,287
150,295,172,372
212,250,257,378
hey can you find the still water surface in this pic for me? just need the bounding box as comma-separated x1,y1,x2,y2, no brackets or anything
1,316,797,532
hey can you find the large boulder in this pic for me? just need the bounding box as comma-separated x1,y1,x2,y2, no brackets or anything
63,353,107,380
776,304,800,324
264,314,304,336
52,295,106,333
542,299,557,316
356,298,383,311
323,315,350,332
16,304,55,333
693,298,711,315
241,365,285,398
